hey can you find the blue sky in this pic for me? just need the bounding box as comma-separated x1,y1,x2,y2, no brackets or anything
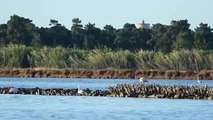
1,0,213,29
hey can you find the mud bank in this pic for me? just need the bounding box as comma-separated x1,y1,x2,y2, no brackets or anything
0,68,213,80
1,83,213,100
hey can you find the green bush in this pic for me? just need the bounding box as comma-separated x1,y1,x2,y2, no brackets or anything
0,44,30,68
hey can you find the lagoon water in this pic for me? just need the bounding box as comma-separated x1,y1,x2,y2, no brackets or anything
0,77,213,120
1,77,213,90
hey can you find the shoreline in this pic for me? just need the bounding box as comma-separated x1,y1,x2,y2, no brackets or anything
0,68,213,80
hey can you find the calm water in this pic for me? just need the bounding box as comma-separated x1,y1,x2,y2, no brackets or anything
0,77,213,90
0,77,213,120
0,95,213,120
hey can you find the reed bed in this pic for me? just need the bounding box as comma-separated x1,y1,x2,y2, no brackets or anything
0,44,213,70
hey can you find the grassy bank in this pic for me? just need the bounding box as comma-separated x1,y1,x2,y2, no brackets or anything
0,68,212,80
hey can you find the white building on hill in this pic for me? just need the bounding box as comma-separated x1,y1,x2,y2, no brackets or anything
135,20,150,29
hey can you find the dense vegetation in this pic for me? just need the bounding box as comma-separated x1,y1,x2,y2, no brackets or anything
0,15,213,52
0,44,213,71
0,15,213,70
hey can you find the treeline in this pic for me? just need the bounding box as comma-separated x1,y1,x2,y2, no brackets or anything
0,15,213,52
0,44,213,70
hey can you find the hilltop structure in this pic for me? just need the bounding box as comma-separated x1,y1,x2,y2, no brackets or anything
135,20,151,29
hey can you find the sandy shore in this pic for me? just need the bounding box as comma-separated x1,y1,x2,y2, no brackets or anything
0,68,213,80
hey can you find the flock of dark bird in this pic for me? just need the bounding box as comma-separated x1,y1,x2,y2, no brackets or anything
1,78,212,100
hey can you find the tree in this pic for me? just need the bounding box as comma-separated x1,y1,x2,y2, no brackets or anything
0,24,8,46
114,23,135,50
194,23,213,50
6,14,41,46
148,23,170,52
31,27,42,47
168,19,190,39
133,28,151,50
40,20,71,47
172,31,194,50
83,23,101,49
49,19,60,26
71,18,84,48
168,19,194,51
101,25,116,48
114,23,151,50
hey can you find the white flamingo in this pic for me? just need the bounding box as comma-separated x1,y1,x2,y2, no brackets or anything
77,85,83,95
9,87,18,94
197,77,202,84
139,77,148,84
197,79,201,84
